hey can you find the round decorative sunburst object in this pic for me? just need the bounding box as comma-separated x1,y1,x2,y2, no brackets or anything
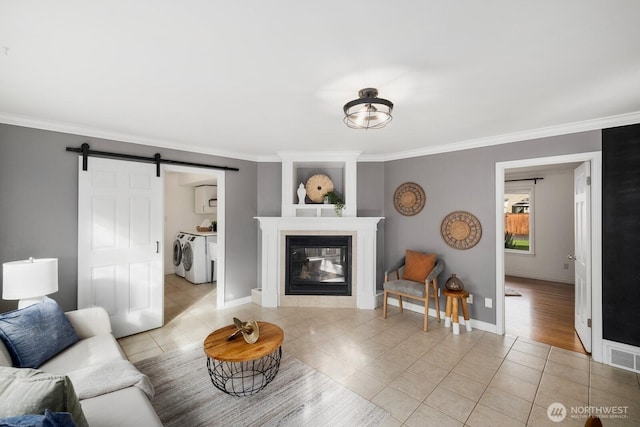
305,174,334,203
393,182,426,216
441,211,482,250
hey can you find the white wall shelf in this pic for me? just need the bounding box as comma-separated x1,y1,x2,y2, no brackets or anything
292,204,346,217
279,151,360,217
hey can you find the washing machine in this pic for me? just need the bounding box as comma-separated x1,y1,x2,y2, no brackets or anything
172,232,190,277
183,234,209,284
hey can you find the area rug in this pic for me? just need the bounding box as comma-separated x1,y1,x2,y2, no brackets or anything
505,288,522,296
134,345,390,427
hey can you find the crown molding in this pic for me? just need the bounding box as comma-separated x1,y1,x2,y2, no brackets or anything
277,150,362,162
2,111,639,164
0,112,262,162
359,111,640,162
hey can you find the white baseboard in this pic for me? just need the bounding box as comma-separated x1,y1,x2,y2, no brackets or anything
221,295,252,309
385,298,497,334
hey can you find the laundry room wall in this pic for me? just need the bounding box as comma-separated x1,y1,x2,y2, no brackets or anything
164,172,217,274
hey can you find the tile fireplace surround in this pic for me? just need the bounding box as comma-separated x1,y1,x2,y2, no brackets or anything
255,217,383,309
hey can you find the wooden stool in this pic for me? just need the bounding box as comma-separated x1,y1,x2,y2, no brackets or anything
444,290,472,335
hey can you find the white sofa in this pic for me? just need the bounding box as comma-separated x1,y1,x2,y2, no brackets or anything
0,307,162,427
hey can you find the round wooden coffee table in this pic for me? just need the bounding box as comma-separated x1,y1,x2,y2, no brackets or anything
203,321,284,396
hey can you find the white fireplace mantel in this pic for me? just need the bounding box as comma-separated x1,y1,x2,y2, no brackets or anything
255,216,383,309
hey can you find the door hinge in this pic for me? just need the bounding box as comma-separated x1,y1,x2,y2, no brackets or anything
586,176,591,185
587,318,592,328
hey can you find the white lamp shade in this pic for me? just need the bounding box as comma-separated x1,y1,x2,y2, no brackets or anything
2,258,59,300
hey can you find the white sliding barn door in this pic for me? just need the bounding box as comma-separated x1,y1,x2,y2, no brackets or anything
574,161,591,353
78,157,163,338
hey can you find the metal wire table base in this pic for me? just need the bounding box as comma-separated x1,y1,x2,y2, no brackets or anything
206,347,282,396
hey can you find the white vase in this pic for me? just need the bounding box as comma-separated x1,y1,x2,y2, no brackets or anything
296,183,306,204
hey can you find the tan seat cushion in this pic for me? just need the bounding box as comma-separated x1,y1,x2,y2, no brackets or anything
402,250,436,283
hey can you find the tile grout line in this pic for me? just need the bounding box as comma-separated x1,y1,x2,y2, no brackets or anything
524,338,552,426
460,333,519,425
393,327,460,424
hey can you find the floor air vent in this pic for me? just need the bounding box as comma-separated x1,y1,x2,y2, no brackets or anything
609,347,640,373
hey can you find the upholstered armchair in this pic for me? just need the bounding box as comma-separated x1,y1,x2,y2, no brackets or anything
383,250,444,332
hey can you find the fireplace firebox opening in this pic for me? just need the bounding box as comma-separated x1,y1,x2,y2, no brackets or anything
285,235,352,296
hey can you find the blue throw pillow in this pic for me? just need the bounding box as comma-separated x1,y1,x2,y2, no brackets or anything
0,297,79,368
0,409,77,427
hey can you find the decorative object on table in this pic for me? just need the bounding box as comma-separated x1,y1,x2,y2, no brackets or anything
325,191,345,217
296,183,307,204
212,221,217,232
440,211,482,250
305,174,334,203
393,182,426,216
226,317,260,344
2,257,58,308
445,273,465,291
343,88,393,130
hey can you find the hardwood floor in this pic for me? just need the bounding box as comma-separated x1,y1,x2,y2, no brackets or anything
505,275,587,354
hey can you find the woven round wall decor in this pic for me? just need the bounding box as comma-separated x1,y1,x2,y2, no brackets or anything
441,211,482,250
305,174,334,203
393,182,426,216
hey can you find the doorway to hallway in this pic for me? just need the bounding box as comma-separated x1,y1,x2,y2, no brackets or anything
505,275,586,354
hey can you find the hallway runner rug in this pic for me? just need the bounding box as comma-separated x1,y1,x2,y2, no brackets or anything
135,345,390,427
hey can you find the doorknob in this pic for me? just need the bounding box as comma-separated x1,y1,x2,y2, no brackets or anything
567,254,577,261
156,241,160,254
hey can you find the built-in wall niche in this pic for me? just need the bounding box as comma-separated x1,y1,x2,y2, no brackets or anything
295,166,344,203
279,152,359,217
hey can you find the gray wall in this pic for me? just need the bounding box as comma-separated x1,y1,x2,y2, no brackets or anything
357,162,386,289
384,130,601,324
0,124,258,312
0,123,603,325
256,162,281,216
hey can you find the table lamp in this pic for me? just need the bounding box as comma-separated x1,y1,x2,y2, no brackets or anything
2,258,58,309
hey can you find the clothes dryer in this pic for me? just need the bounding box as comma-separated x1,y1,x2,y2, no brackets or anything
172,232,189,277
183,234,209,284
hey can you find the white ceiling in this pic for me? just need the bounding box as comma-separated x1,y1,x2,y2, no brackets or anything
1,1,639,161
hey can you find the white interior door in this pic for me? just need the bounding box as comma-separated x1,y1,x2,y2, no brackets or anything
574,161,591,352
78,157,163,338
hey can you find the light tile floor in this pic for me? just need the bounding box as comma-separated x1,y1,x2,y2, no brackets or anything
118,275,640,426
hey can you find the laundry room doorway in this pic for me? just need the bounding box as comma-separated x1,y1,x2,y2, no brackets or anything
163,164,225,321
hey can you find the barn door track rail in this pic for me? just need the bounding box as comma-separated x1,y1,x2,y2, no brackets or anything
66,143,239,177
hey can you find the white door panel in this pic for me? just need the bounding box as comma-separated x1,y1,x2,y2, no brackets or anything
78,157,163,338
574,161,591,352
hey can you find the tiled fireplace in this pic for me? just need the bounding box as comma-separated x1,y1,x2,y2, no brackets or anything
285,235,352,296
254,218,382,308
254,152,383,309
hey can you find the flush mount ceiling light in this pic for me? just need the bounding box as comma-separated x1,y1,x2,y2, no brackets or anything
343,88,393,130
